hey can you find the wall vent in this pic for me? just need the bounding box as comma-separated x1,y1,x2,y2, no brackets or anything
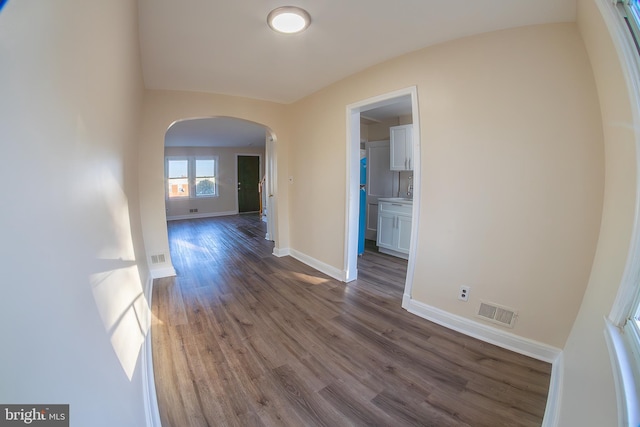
189,208,198,213
150,253,166,265
477,301,517,328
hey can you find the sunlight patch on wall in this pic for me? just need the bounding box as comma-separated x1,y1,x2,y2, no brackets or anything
91,263,149,380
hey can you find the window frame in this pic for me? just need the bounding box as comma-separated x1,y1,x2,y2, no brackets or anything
166,157,190,198
194,157,217,197
623,0,640,49
165,155,219,200
604,1,640,426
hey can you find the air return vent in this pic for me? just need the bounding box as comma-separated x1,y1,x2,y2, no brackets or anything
150,253,166,265
477,301,517,328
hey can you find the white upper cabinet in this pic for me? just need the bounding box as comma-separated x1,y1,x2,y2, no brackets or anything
390,124,414,171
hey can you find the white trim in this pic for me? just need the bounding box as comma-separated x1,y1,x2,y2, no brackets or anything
142,277,162,427
596,1,640,424
272,246,290,257
403,90,421,301
599,0,640,326
265,132,278,244
149,266,176,279
288,249,346,282
402,297,562,363
166,210,237,221
344,86,421,294
542,352,564,427
604,319,640,427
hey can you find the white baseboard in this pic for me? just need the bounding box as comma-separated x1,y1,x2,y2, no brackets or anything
402,296,563,426
542,352,563,427
402,297,562,363
272,247,290,257
287,249,345,282
149,265,176,279
142,279,162,427
167,210,237,221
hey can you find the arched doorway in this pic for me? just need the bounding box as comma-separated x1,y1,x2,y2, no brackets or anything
163,116,278,243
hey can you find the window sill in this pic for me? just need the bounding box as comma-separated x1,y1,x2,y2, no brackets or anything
604,318,640,427
166,195,219,201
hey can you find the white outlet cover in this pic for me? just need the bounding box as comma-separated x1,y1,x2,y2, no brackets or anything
458,286,470,301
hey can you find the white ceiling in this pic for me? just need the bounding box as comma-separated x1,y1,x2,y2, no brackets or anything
138,0,576,105
144,1,576,147
165,117,267,147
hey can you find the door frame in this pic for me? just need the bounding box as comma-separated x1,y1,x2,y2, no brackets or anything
265,133,277,241
344,87,421,305
235,153,263,213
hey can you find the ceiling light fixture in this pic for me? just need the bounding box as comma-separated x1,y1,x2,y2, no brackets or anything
267,6,311,34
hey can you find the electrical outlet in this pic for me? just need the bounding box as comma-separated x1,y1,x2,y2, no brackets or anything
458,286,470,302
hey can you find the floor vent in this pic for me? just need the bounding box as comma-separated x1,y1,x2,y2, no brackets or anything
477,301,517,328
151,253,166,265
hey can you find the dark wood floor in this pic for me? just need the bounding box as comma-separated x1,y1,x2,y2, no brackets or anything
152,214,551,427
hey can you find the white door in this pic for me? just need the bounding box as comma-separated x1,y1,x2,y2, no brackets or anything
365,140,398,241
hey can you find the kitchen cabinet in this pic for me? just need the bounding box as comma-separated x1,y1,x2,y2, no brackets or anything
390,124,413,171
377,199,412,259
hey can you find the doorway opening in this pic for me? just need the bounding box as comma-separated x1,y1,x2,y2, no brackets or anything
345,87,420,306
163,116,278,244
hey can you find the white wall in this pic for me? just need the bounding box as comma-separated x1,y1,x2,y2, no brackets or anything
0,2,149,426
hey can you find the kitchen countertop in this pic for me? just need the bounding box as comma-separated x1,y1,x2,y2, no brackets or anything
379,197,413,205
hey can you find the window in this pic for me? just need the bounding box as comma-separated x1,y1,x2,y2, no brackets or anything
616,0,640,346
620,0,640,54
195,159,216,196
606,2,640,426
166,156,218,199
167,159,189,198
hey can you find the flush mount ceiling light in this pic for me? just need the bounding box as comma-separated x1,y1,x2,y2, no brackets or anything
267,6,311,34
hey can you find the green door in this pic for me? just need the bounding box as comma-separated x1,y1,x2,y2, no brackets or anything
238,155,261,213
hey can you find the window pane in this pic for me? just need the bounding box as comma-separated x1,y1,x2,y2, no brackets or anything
196,159,215,177
196,178,216,196
195,159,216,196
167,159,189,197
168,178,188,197
168,160,188,179
624,0,640,54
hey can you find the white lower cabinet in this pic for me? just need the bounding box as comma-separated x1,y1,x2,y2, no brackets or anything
377,200,412,259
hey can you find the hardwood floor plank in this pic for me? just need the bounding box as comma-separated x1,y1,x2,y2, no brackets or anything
318,381,395,426
271,364,345,427
371,389,470,427
153,215,552,426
